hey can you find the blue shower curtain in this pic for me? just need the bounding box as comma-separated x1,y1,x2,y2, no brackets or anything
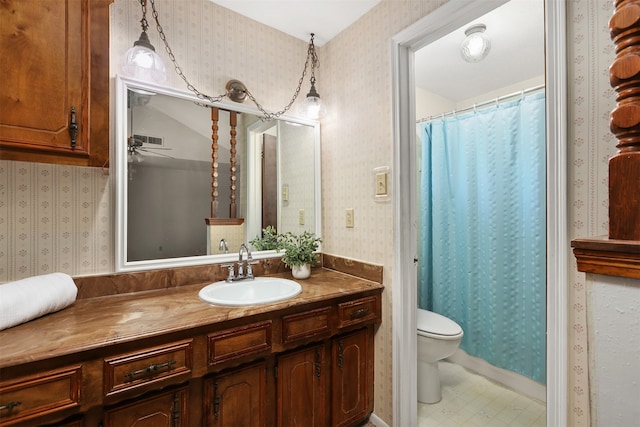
418,92,546,384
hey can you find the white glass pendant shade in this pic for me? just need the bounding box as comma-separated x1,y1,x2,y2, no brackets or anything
122,32,167,84
303,95,323,120
460,24,491,63
302,79,325,120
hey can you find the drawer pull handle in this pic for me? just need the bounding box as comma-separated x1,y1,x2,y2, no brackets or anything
350,307,370,319
69,106,78,148
125,360,177,380
0,401,22,411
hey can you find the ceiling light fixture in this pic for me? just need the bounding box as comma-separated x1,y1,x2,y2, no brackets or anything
126,0,324,121
121,0,167,83
460,24,491,63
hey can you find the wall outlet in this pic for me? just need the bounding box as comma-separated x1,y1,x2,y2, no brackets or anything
298,209,305,225
346,208,354,228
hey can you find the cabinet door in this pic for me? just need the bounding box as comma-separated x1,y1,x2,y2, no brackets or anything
204,362,266,427
331,329,372,427
103,386,189,427
0,0,110,166
277,344,326,427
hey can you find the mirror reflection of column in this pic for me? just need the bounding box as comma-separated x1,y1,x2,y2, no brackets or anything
206,107,244,255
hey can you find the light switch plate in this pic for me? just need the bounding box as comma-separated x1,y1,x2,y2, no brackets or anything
373,166,391,202
299,209,305,225
375,172,387,195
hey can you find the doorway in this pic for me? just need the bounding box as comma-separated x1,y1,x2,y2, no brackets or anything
391,1,568,426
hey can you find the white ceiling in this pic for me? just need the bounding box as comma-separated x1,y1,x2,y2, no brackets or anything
415,0,544,102
207,0,382,46
207,0,544,102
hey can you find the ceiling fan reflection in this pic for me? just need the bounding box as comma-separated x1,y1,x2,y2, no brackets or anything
127,135,174,162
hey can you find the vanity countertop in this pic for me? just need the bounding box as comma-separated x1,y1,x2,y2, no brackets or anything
0,269,383,369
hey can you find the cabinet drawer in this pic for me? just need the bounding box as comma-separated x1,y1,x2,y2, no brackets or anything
337,296,379,329
104,339,193,399
282,307,332,345
208,321,272,366
0,365,81,425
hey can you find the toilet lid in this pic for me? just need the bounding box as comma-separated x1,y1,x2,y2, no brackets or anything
417,309,463,336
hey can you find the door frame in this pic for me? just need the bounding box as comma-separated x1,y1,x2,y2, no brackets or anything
390,1,568,426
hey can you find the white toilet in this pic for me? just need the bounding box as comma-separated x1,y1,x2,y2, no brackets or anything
417,308,464,403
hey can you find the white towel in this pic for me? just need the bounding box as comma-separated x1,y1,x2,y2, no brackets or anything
0,272,77,331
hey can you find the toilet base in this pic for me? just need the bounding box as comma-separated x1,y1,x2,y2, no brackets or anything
417,360,442,404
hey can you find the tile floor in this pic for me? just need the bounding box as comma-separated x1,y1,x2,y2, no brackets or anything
417,361,546,427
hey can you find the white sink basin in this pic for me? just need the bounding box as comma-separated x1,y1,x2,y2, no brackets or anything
199,277,302,306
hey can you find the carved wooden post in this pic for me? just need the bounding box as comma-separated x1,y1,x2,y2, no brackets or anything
210,107,219,218
229,111,237,218
609,0,640,240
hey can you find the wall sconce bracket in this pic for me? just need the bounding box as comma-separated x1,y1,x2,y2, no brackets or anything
226,80,248,103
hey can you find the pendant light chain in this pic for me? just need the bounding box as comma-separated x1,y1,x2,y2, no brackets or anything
139,0,149,32
148,0,226,104
146,0,319,120
243,34,319,120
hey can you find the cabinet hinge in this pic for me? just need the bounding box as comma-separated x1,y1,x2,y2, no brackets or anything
315,348,322,379
213,381,220,421
171,392,181,427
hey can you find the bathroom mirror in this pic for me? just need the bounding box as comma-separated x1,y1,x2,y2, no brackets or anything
114,76,321,272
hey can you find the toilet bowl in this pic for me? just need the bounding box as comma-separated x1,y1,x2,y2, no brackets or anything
417,308,463,403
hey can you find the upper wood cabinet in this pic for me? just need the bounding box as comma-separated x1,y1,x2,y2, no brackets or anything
0,0,111,167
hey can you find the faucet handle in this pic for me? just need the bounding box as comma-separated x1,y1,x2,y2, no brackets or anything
237,262,244,278
246,259,259,279
221,263,235,282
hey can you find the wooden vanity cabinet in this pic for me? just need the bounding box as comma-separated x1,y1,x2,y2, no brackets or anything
0,0,111,166
0,287,381,427
204,361,269,427
331,328,373,427
276,343,328,427
103,385,189,427
0,364,83,426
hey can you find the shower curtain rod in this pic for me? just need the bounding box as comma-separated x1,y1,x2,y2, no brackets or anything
416,84,545,124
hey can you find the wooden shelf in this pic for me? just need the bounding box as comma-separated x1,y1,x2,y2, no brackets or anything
571,236,640,280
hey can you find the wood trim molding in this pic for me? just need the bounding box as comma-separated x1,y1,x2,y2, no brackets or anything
571,236,640,280
204,218,244,226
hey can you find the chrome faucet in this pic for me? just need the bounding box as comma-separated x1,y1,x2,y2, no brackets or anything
218,238,229,253
237,243,250,277
222,243,258,282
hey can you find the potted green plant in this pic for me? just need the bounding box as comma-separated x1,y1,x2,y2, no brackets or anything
249,226,281,251
279,231,322,279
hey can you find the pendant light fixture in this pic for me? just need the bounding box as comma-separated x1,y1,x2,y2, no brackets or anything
460,24,491,63
127,0,325,121
300,34,325,119
121,0,167,84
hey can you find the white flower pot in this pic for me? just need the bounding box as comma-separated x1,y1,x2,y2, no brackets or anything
291,264,311,279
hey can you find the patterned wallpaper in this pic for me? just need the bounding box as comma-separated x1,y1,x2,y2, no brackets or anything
566,1,617,425
0,161,112,281
0,0,622,424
